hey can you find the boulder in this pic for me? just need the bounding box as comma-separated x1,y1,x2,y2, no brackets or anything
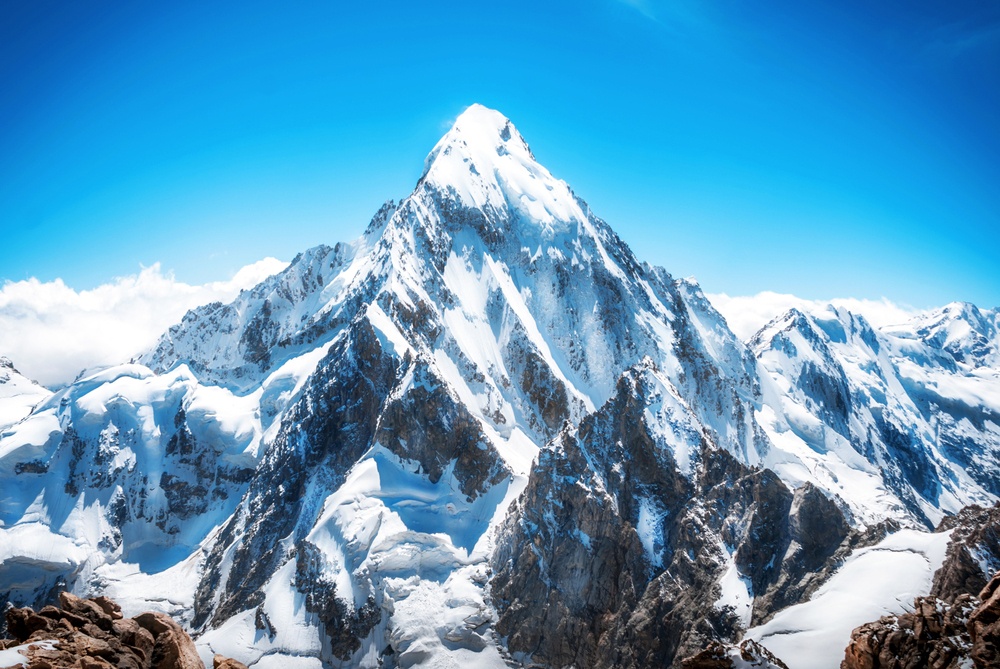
213,654,250,669
1,592,249,669
134,612,203,669
968,572,1000,667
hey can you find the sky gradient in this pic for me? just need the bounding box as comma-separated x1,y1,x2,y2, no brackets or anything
2,0,998,308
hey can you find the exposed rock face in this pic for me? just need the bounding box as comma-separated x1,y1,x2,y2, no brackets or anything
0,592,245,669
191,316,399,629
376,358,508,500
933,503,1000,603
680,639,789,669
841,595,976,669
293,540,381,661
133,612,203,669
211,656,248,669
749,483,882,626
968,572,1000,668
838,505,1000,669
491,362,852,668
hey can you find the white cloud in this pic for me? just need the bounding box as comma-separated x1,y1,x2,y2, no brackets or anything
0,258,288,388
0,257,931,389
707,291,926,342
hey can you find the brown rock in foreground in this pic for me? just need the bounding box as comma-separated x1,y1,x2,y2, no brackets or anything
1,592,247,669
133,612,203,669
968,573,1000,668
211,655,248,669
841,571,1000,669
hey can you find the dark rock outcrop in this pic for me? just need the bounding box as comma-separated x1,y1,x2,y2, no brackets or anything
933,503,1000,604
491,363,852,668
841,595,975,669
1,592,245,669
377,357,508,501
841,572,1000,669
680,639,789,669
192,315,397,629
293,540,381,661
968,573,1000,668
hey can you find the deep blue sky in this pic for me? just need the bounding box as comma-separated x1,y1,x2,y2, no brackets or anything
2,0,998,308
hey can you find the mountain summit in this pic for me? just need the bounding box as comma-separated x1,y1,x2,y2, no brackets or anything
1,105,999,669
422,104,537,184
419,104,584,228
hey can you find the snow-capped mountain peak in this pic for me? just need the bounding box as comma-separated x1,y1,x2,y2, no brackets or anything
426,103,534,166
888,301,1000,368
3,104,1000,669
419,104,586,231
750,301,1000,528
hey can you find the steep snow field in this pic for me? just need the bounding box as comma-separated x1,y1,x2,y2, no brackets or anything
747,529,952,669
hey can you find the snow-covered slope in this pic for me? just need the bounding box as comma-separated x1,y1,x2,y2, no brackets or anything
1,105,998,668
0,363,266,621
0,357,50,433
751,304,1000,529
892,301,1000,369
183,104,771,668
139,232,386,393
746,528,952,669
1,104,769,667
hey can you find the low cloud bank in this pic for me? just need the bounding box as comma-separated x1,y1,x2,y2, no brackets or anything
2,264,928,389
707,291,924,342
0,258,287,387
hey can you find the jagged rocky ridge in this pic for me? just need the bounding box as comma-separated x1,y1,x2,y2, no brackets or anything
0,104,998,669
490,362,870,667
